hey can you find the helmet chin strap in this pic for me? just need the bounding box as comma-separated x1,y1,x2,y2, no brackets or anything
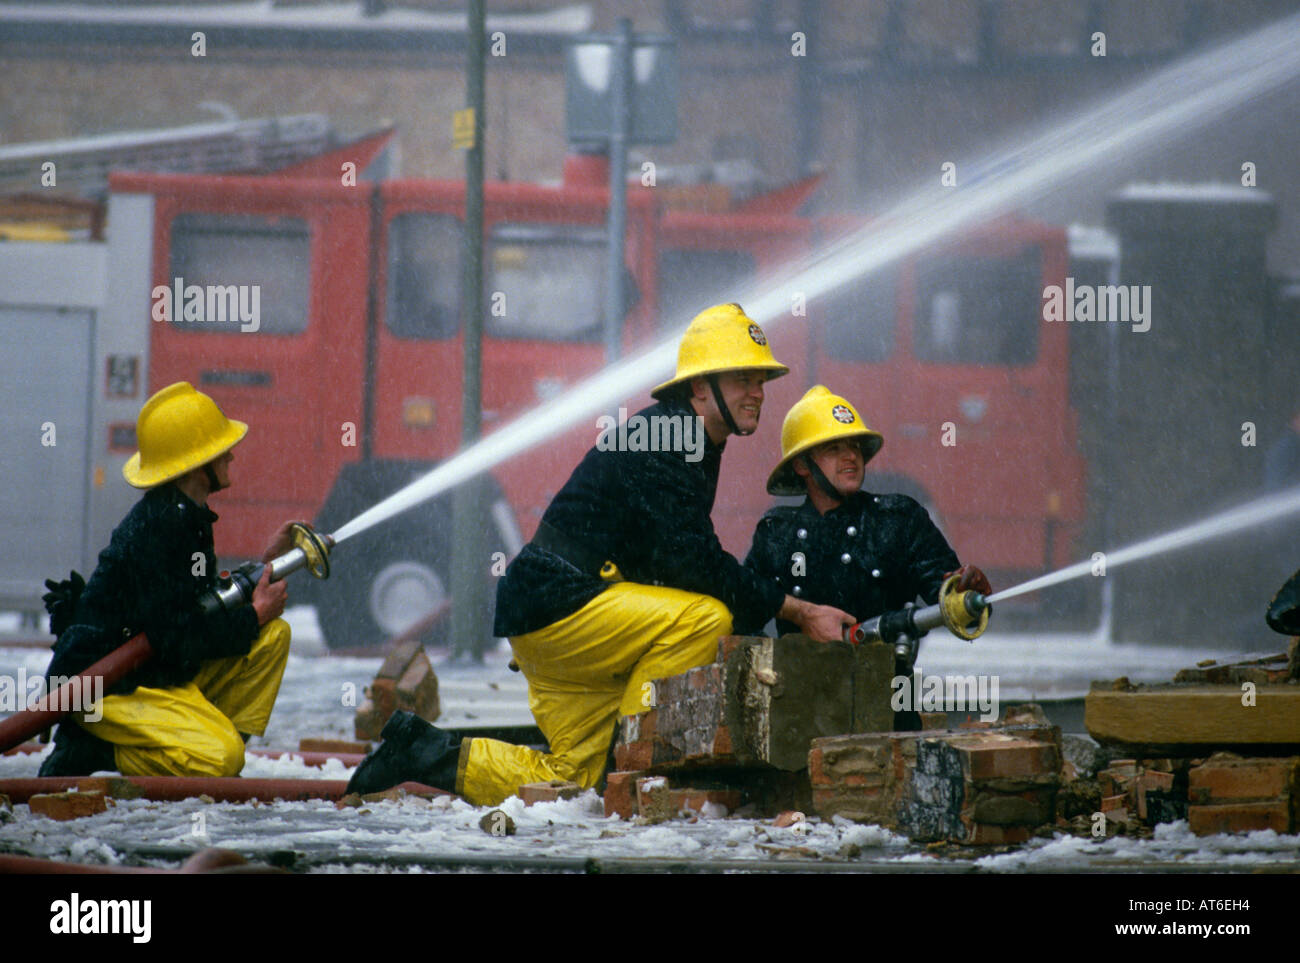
708,374,750,437
204,462,226,494
802,454,845,503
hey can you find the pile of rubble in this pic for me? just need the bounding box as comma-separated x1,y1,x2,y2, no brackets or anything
594,634,1300,846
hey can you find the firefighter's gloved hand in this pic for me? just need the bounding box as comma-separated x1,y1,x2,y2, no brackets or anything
944,565,991,596
42,571,86,638
261,519,310,563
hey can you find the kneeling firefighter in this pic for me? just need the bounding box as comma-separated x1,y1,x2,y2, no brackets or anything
39,382,298,778
740,386,991,726
346,304,856,805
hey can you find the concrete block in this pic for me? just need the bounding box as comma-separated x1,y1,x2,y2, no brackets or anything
619,634,895,773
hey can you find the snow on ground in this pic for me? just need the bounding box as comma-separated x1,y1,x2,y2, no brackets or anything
1,779,1297,872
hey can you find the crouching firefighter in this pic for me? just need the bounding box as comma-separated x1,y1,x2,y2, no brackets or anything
346,304,856,805
39,382,297,778
739,385,991,728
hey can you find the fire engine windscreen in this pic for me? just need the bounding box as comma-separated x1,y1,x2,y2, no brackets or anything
331,12,1300,547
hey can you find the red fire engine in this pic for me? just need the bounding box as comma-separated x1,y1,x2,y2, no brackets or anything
10,129,1085,649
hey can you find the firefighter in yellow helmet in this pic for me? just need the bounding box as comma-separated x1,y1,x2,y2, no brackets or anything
39,382,299,777
740,386,990,725
347,304,857,805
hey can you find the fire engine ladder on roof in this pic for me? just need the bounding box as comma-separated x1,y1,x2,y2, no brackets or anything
0,114,337,198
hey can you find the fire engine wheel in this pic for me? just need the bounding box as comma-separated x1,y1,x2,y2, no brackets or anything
310,536,456,651
305,459,502,652
366,561,449,639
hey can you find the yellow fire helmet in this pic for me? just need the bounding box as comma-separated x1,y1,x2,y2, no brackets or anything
767,385,883,495
122,382,248,489
650,302,790,400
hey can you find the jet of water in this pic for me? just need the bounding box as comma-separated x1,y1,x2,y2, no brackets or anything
987,485,1300,604
333,12,1300,545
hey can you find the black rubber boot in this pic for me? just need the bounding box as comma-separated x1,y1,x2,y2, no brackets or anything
346,711,461,796
38,722,117,777
1266,568,1300,636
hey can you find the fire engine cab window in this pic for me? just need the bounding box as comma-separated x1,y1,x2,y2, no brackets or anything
167,214,309,334
386,214,462,340
487,225,606,341
819,268,897,362
658,250,755,330
913,250,1040,365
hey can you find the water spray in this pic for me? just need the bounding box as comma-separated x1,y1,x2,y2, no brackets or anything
834,483,1300,666
328,12,1300,549
986,485,1300,606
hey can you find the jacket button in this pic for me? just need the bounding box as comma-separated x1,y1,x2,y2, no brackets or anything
792,585,803,596
872,568,883,578
874,496,880,503
796,528,807,540
847,526,857,537
840,553,852,564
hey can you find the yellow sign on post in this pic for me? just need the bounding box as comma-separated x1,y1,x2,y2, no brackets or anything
453,107,476,150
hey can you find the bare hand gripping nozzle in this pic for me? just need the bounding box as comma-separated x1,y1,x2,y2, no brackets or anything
199,522,335,616
842,574,991,669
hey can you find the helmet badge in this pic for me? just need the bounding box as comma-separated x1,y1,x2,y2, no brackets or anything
747,323,768,346
831,404,856,424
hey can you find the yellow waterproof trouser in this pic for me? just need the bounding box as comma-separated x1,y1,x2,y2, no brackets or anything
458,583,732,806
81,618,291,778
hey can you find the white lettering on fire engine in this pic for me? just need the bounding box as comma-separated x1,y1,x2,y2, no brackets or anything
151,278,261,333
595,409,705,463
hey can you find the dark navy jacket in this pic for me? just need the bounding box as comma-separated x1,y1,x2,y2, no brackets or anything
739,490,959,635
45,483,260,695
493,399,786,638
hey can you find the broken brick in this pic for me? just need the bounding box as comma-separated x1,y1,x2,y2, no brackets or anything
377,640,422,680
395,649,440,721
1188,755,1299,804
603,770,644,820
1188,801,1292,836
355,644,442,740
28,790,108,821
813,726,1062,842
635,776,741,822
519,781,582,806
1132,770,1175,817
953,734,1061,784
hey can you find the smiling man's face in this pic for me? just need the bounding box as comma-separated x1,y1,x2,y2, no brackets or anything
797,438,865,497
690,368,769,441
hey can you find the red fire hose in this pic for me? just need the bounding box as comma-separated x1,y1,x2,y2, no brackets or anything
0,633,153,755
0,776,446,805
